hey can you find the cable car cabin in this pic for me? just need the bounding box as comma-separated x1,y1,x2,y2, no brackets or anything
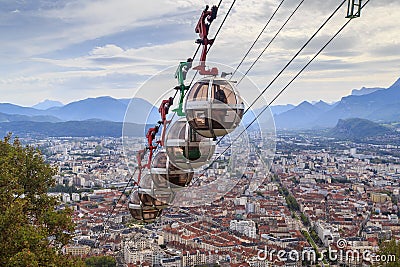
128,187,162,223
137,174,175,208
185,77,244,138
165,117,215,170
151,151,194,188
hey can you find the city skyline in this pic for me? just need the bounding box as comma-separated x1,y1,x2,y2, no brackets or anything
1,0,400,107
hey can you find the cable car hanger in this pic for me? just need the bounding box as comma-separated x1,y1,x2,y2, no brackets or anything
193,4,219,76
173,58,192,116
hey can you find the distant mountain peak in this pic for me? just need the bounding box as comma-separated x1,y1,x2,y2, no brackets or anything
351,86,383,96
313,100,332,112
32,99,64,110
298,101,313,107
1,96,156,124
389,77,400,89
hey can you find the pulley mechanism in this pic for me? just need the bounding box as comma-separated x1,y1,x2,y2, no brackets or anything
346,0,362,18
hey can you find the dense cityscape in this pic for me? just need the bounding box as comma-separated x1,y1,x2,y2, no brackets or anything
20,127,400,267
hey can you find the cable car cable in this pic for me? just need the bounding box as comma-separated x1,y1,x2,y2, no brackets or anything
236,0,306,85
231,0,286,79
207,0,235,55
214,0,346,150
241,0,345,116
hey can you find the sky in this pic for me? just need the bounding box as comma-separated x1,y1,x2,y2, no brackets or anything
0,0,399,107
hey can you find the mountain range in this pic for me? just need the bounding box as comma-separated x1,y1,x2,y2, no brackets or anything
275,78,400,129
0,97,157,124
0,121,140,138
0,77,399,136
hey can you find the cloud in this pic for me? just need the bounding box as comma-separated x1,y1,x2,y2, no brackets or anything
90,44,124,57
0,0,400,106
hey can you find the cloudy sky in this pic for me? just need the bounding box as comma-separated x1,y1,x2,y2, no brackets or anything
0,0,399,107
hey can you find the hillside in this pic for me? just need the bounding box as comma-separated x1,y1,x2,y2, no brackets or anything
1,76,400,133
0,112,61,123
329,118,394,140
275,101,333,129
351,87,384,96
32,99,64,110
0,121,143,138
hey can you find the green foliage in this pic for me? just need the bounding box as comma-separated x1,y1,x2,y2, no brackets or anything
301,230,325,264
279,186,289,197
291,177,299,185
309,229,323,245
285,195,300,211
300,213,310,226
0,134,82,266
391,196,398,206
85,256,116,267
377,239,400,267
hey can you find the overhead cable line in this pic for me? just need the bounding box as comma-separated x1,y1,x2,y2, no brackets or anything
242,0,346,115
207,0,235,54
236,0,306,85
231,0,286,79
213,0,345,150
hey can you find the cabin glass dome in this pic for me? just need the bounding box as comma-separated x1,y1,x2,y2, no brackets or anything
128,187,162,223
137,174,174,209
185,77,244,138
151,151,194,188
165,117,215,170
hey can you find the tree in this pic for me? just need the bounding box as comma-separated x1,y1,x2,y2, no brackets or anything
0,134,84,266
377,239,400,267
85,256,116,267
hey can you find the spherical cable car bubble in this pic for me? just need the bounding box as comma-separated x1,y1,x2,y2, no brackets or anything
165,117,215,171
128,185,163,223
185,76,244,138
151,150,194,189
137,173,174,209
171,122,251,207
